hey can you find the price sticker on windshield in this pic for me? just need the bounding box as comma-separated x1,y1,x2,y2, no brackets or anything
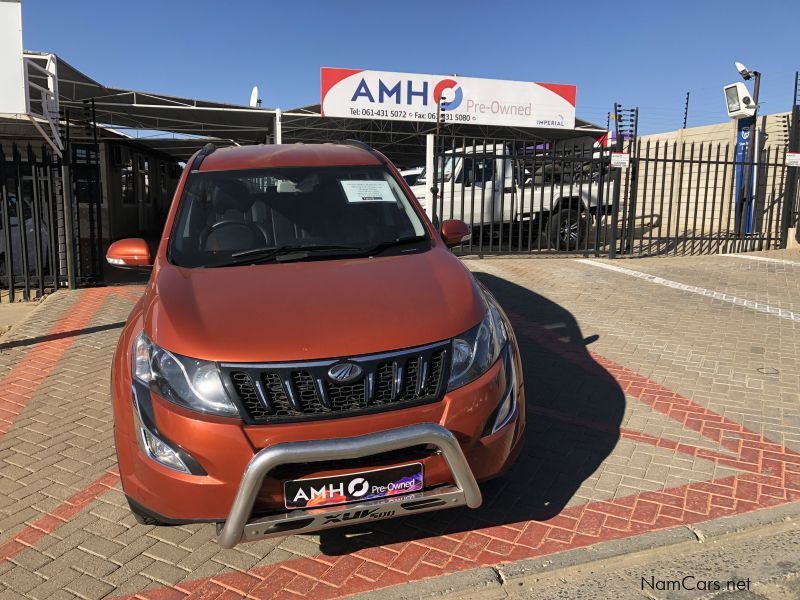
340,180,397,203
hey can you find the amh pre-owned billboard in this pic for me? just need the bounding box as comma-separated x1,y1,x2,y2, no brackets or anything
321,68,576,130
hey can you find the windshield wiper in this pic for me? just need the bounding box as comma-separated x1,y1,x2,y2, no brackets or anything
209,237,428,268
358,235,428,256
206,244,362,268
230,244,360,259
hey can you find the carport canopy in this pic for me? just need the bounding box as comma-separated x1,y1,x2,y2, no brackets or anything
33,52,607,165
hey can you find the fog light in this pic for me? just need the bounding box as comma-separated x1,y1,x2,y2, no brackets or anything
131,392,191,474
137,425,191,474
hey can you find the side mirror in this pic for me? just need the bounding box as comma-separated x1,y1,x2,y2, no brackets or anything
440,219,472,248
106,238,152,269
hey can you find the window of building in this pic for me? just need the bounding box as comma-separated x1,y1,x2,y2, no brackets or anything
160,162,167,193
142,157,151,204
121,159,135,205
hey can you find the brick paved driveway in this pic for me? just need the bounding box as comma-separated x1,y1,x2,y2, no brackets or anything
0,251,798,598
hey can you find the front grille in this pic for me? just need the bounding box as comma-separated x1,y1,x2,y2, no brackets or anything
223,341,450,424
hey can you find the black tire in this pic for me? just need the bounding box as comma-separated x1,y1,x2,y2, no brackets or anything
548,208,588,251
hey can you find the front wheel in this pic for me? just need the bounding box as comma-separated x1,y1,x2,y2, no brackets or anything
548,208,589,250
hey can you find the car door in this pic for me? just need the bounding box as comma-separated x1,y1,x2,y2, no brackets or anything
456,155,495,226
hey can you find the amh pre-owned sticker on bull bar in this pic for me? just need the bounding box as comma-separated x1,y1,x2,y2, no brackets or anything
284,463,423,509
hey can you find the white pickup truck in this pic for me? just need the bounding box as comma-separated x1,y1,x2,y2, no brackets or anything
410,140,615,250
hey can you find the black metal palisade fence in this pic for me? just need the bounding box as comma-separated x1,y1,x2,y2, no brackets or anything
430,135,798,257
0,144,65,302
1,131,799,302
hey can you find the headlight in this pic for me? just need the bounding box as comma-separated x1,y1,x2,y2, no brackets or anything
448,292,508,391
132,333,239,417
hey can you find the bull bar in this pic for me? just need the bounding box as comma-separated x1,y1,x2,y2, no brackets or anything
216,423,482,548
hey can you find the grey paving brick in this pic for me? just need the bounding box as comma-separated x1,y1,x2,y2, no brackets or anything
0,567,45,594
63,574,115,600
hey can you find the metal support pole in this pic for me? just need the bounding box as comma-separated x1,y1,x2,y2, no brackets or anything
683,92,690,129
0,148,14,302
740,72,761,237
273,109,282,144
608,103,623,259
625,108,640,254
430,99,444,229
92,97,104,280
13,145,30,300
62,111,77,289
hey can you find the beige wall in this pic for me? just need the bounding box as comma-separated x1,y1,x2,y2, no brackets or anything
640,112,791,148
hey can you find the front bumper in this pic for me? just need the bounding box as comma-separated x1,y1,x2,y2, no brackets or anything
216,423,481,548
113,336,526,543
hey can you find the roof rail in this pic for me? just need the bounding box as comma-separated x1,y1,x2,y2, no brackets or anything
338,139,387,163
191,142,217,172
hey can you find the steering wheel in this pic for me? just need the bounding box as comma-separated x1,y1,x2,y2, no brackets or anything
199,220,268,252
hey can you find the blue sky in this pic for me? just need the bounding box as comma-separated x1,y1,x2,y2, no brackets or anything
21,0,800,135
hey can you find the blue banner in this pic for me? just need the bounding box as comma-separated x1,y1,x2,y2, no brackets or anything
733,117,755,234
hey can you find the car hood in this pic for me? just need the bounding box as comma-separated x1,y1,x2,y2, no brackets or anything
143,248,485,363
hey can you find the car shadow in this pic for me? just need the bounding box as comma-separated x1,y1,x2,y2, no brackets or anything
318,271,625,555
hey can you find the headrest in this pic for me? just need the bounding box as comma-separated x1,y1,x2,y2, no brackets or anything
213,179,253,213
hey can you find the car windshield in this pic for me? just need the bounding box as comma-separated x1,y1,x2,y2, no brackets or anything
169,165,429,268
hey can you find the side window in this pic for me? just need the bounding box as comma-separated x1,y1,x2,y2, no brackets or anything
458,156,494,185
457,158,474,184
476,157,494,183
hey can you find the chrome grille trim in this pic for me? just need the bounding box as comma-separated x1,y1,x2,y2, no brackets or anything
417,358,428,396
222,340,451,425
283,377,300,411
367,372,375,402
393,364,403,400
220,340,448,370
315,377,329,408
253,378,270,411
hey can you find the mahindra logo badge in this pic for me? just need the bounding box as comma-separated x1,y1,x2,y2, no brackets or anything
328,362,363,383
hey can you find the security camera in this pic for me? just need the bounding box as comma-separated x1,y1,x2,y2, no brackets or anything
724,82,756,119
735,61,752,80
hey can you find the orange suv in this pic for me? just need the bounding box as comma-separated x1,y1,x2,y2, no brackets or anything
107,142,525,548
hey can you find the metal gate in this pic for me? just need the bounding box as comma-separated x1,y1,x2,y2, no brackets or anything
429,136,617,255
0,142,104,302
615,140,791,256
431,134,794,257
